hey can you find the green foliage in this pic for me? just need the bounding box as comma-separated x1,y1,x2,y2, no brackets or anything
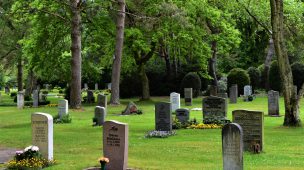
227,68,250,95
247,67,261,91
53,114,72,124
180,72,201,98
10,92,17,97
291,62,304,92
269,61,282,92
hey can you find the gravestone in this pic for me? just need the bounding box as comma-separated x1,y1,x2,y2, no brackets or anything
95,83,98,90
103,120,128,170
232,110,264,152
5,86,10,94
218,93,228,98
97,94,107,108
268,90,279,116
170,92,180,112
17,91,24,109
107,83,112,90
122,102,138,115
94,106,106,126
155,102,172,131
31,112,53,160
203,96,227,123
209,85,218,96
33,90,39,107
84,83,88,89
184,88,193,106
229,84,238,104
222,123,243,170
175,108,190,124
244,85,252,97
87,90,94,103
58,99,68,118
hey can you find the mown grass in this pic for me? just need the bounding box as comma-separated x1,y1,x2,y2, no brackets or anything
0,92,304,170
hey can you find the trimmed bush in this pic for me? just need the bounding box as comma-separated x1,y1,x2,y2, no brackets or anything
291,62,304,92
227,68,250,96
269,60,282,92
10,92,17,97
180,72,201,98
247,67,261,92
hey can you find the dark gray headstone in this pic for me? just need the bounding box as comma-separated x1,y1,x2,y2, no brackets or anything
97,94,107,108
33,90,39,107
268,90,279,116
95,83,98,90
184,88,193,106
203,96,227,122
232,110,264,152
5,87,10,94
175,108,190,124
155,102,172,131
17,91,24,109
103,120,128,170
94,106,106,126
87,90,94,103
222,123,243,170
209,85,218,96
229,84,238,104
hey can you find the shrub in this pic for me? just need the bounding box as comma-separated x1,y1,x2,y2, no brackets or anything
10,92,17,97
42,90,48,95
247,67,261,92
269,60,282,92
24,95,32,101
227,68,250,96
258,64,266,88
53,114,72,124
217,77,227,93
291,62,304,92
180,72,201,98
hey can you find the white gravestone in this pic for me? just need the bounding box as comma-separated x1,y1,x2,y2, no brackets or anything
170,92,180,112
17,91,24,109
58,99,68,118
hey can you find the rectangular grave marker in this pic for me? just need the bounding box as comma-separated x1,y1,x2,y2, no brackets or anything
58,99,68,118
184,88,193,106
87,90,94,103
170,92,180,112
103,120,128,170
232,110,264,152
268,90,279,116
17,91,24,109
94,106,106,126
175,108,190,124
229,84,238,104
95,83,98,90
244,85,252,97
33,90,39,107
97,94,107,108
155,102,172,131
31,112,53,160
203,96,227,123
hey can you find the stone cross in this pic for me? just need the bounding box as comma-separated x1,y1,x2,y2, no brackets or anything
184,88,193,106
222,123,243,170
33,90,39,107
58,99,68,118
94,106,106,126
103,120,128,170
268,90,279,116
31,112,53,160
232,110,264,152
170,92,180,112
17,91,24,109
155,102,172,131
229,84,238,104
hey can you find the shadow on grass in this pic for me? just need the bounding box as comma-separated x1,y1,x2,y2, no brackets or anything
0,123,31,129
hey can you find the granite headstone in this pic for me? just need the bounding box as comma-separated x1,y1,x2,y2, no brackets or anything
155,102,172,131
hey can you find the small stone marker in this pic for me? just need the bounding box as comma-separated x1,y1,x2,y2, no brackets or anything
175,108,190,124
170,92,180,112
209,85,218,96
122,102,138,115
244,85,252,97
97,94,107,108
95,83,98,90
103,120,128,170
84,83,88,89
33,90,39,107
58,99,68,118
184,88,193,106
217,93,228,98
107,83,112,90
94,106,106,125
17,91,24,109
5,87,10,94
31,112,53,160
155,102,172,131
229,84,238,104
203,96,227,123
232,110,264,152
87,90,94,103
222,123,243,170
268,90,279,116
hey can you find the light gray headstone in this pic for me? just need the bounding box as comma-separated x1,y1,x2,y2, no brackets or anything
155,102,172,131
33,90,39,107
232,110,264,152
103,120,128,170
268,90,279,116
58,99,68,118
95,83,98,90
84,83,88,89
87,90,94,103
222,123,243,170
31,112,53,160
175,108,190,124
244,85,252,97
203,96,227,122
229,84,238,104
94,106,106,126
107,83,112,90
184,88,193,106
17,91,24,109
170,92,180,112
97,94,107,108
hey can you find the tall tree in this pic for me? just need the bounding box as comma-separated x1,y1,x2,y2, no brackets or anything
110,0,126,105
270,0,301,126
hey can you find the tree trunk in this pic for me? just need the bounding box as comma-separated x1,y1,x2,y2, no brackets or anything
270,0,301,126
110,0,126,105
69,0,82,109
263,38,275,91
17,56,23,91
25,68,37,97
208,40,218,86
139,63,150,100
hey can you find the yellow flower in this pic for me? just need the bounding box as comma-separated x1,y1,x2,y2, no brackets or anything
98,157,109,163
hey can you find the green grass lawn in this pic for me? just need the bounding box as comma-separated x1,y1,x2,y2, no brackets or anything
1,92,304,170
